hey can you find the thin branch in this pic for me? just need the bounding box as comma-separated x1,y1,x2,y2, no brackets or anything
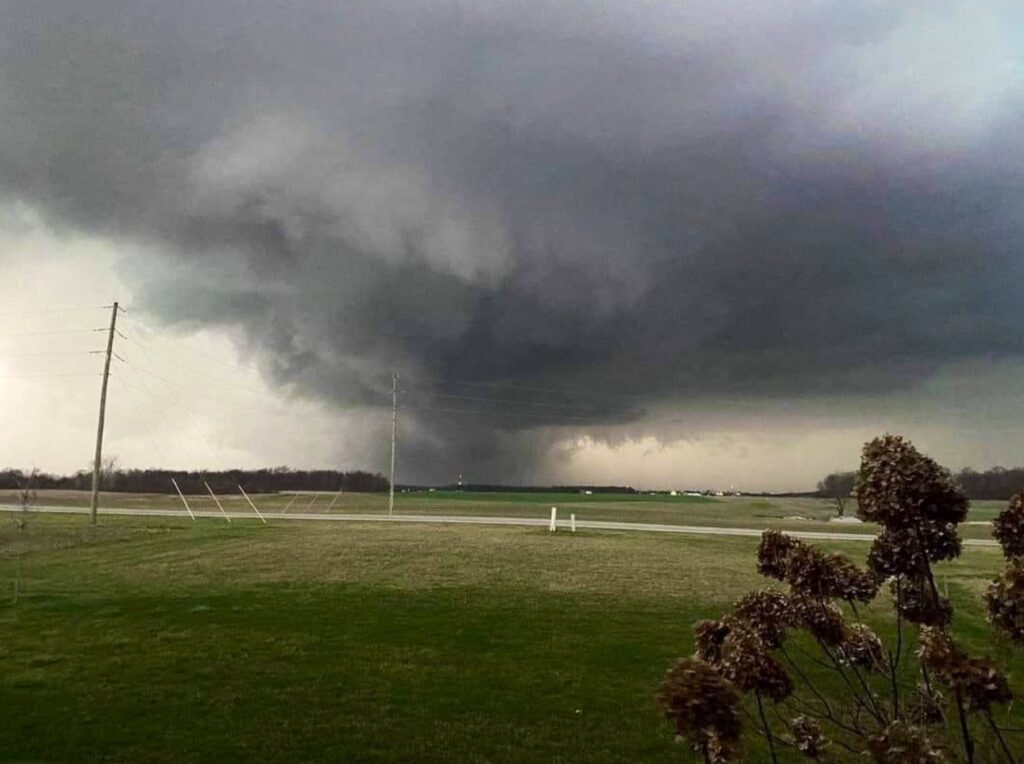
754,691,779,764
985,709,1019,764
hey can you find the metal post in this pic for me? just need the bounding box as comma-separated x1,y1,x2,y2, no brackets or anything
204,480,231,523
171,477,196,521
237,484,267,524
388,372,398,516
89,301,119,524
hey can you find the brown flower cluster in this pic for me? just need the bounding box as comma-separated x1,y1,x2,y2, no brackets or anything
730,590,793,648
906,683,945,726
856,434,968,530
790,715,827,758
713,626,793,702
757,531,877,603
840,623,884,671
986,558,1024,643
865,720,944,763
657,657,741,762
791,595,846,646
867,524,961,579
894,578,953,628
993,490,1024,558
918,629,1012,713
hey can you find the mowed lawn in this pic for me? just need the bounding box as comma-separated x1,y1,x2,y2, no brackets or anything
1,489,1009,540
0,514,1019,762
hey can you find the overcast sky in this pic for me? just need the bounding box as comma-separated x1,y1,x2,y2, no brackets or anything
2,1,1024,491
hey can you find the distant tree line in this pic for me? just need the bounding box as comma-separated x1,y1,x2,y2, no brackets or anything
819,465,1024,502
0,467,389,494
435,484,640,494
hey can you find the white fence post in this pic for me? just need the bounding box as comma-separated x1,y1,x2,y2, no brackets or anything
549,506,557,532
571,513,576,533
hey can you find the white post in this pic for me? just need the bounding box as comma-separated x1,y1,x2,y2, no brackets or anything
171,477,196,521
204,480,231,523
305,492,322,511
237,484,267,524
549,506,557,532
571,513,576,533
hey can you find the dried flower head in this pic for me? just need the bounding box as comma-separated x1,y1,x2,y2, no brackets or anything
717,627,793,702
993,491,1024,559
986,558,1024,643
857,435,968,530
758,530,799,581
868,524,961,579
841,624,884,671
657,658,741,761
731,590,793,648
780,542,878,603
918,629,1013,713
695,618,732,664
791,595,846,646
906,683,945,726
865,720,944,763
894,578,953,628
790,715,827,759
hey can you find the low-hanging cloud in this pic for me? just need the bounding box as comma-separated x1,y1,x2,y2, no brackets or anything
2,0,1023,481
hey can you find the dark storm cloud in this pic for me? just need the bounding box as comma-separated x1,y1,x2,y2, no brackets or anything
2,0,1023,479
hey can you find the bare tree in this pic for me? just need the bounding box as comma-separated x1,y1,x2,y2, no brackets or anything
817,471,855,518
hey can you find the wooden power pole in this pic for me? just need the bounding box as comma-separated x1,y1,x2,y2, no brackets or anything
388,372,398,515
89,301,119,524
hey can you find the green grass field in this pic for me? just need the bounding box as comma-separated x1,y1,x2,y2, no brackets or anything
1,489,1007,540
0,510,1019,761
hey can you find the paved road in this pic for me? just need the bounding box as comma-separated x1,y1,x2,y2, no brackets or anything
0,504,999,547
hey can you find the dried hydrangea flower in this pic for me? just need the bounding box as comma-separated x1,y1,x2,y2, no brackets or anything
758,530,798,581
657,658,741,761
856,434,968,530
868,524,961,578
993,491,1024,559
841,624,884,671
865,720,944,763
986,558,1024,643
694,618,733,665
906,683,945,726
791,595,846,647
780,543,877,603
918,628,1013,713
894,578,953,628
717,627,793,702
731,590,793,648
790,715,827,759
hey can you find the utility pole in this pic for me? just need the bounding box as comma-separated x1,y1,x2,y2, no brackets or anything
388,372,398,515
89,301,119,524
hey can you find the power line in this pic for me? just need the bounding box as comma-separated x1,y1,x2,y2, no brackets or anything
398,388,640,414
117,311,259,375
395,374,652,402
0,372,103,379
0,350,104,358
119,335,270,397
0,305,108,317
0,329,103,338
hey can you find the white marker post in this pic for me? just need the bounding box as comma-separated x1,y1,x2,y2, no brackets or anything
171,477,196,521
204,481,231,523
549,506,557,532
237,484,268,524
571,513,576,533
